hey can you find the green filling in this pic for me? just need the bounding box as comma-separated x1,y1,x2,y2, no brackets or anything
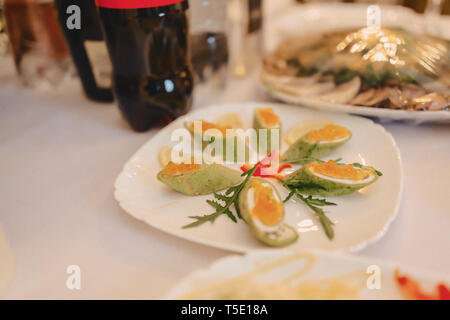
157,164,243,196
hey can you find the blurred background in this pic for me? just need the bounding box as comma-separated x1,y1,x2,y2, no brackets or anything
0,0,448,127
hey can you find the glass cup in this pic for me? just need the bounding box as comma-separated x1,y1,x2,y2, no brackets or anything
228,0,263,78
190,0,229,89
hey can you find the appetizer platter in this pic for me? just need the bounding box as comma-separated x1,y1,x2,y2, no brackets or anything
114,103,402,252
166,250,450,300
262,4,450,123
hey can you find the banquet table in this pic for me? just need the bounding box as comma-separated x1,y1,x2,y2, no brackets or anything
0,69,449,299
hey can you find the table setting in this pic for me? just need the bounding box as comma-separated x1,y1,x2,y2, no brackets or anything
0,0,449,300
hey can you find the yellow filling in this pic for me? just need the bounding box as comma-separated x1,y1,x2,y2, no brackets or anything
162,161,201,176
309,160,372,181
257,108,280,127
250,180,283,226
190,120,230,135
307,124,350,142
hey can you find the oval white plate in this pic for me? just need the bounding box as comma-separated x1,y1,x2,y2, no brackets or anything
114,102,403,253
166,250,450,300
262,3,450,124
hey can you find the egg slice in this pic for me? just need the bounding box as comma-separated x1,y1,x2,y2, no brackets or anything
238,178,298,247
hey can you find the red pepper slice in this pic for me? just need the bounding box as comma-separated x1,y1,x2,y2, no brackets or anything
395,269,450,300
240,151,291,181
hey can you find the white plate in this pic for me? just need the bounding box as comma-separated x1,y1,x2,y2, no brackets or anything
265,89,450,124
262,3,450,124
114,102,403,253
166,250,450,300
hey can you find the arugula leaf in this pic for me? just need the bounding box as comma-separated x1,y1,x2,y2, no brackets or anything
304,195,336,207
352,162,383,176
284,157,343,165
283,191,296,203
234,199,243,220
182,166,257,229
285,181,327,191
281,185,335,240
280,159,382,240
299,193,335,240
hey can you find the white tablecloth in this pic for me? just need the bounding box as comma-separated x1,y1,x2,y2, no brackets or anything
0,72,449,299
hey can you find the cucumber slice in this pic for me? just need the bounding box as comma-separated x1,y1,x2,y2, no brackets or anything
185,120,250,163
282,125,351,164
157,163,242,196
284,162,379,197
253,108,281,156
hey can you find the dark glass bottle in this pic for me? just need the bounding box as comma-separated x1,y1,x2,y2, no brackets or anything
55,0,113,102
97,0,193,132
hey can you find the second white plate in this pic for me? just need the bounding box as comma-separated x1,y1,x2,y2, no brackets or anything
114,102,403,253
166,250,450,300
262,3,450,124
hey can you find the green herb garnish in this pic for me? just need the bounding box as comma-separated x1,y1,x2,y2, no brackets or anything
352,163,383,176
284,181,327,191
282,157,343,164
362,65,387,88
286,57,318,77
283,188,336,240
361,65,418,88
182,166,258,229
374,170,383,177
297,66,318,77
279,159,382,240
334,68,359,85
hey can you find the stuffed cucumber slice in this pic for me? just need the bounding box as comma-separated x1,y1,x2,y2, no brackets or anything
282,124,352,164
157,162,242,196
253,108,281,156
185,120,229,150
237,178,298,247
185,120,249,163
284,160,379,197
